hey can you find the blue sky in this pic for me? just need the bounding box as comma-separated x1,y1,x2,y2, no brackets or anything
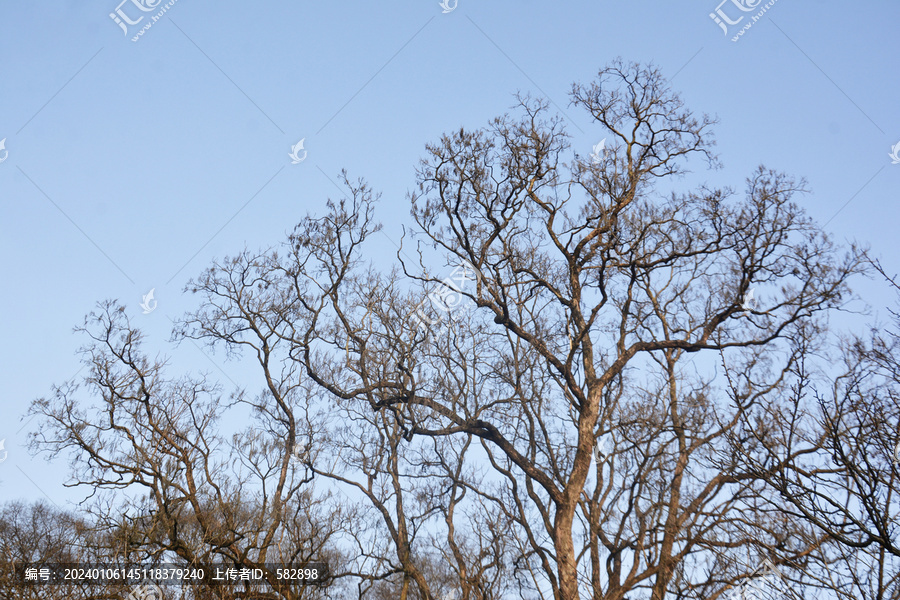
0,0,898,506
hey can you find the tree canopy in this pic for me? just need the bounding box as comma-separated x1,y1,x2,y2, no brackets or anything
15,60,900,600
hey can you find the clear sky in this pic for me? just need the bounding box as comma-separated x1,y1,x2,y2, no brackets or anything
1,1,898,506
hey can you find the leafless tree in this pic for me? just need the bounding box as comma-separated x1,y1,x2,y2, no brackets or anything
29,60,887,600
0,500,129,599
202,59,861,599
28,305,347,599
178,59,868,600
175,182,508,600
741,257,900,600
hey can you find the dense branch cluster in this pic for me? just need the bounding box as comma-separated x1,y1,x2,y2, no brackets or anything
5,60,898,600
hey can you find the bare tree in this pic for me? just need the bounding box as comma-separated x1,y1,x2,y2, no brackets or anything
176,183,502,600
28,305,346,599
186,59,859,599
29,60,884,600
0,500,131,599
397,60,869,600
745,257,900,600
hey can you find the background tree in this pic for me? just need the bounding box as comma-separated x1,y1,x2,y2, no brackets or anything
746,257,900,600
28,304,347,599
0,501,136,599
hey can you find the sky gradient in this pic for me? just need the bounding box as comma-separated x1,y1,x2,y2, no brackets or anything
1,1,898,506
